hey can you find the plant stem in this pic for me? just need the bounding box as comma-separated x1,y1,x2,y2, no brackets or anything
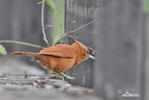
41,0,50,46
0,40,44,48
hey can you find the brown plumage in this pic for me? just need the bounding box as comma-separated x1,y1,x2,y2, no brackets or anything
11,40,94,79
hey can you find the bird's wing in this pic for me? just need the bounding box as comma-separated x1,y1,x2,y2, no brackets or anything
39,44,75,58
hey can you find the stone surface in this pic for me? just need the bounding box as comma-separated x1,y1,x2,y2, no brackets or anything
0,56,100,100
0,74,100,100
0,56,44,75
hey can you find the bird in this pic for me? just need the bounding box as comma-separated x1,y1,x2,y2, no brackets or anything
11,40,95,79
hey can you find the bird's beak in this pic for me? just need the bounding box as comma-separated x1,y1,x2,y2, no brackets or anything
88,55,95,60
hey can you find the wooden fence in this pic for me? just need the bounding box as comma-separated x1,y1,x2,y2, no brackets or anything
0,0,147,100
65,0,98,88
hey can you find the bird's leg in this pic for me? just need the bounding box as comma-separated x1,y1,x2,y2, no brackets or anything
49,72,64,80
59,72,75,80
50,72,58,77
53,68,75,80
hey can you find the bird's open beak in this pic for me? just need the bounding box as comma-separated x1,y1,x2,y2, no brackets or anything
88,55,95,60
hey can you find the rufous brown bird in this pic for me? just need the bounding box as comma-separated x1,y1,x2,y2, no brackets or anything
11,40,95,79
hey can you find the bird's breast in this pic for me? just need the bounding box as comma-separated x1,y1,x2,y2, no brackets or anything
36,55,75,72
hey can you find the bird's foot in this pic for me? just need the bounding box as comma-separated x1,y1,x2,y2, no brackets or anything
50,73,64,80
60,72,75,80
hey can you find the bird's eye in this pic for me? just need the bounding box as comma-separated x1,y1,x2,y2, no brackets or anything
85,53,88,56
85,52,89,56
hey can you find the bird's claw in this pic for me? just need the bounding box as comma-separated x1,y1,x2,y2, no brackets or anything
60,72,75,80
65,75,75,80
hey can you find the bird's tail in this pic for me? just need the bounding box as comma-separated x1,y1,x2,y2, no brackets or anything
11,51,39,57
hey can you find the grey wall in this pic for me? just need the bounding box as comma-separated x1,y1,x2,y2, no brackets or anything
0,0,47,52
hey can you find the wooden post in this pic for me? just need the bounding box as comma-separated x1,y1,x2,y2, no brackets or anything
65,0,98,87
94,0,142,100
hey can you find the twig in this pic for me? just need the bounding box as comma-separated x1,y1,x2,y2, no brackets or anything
41,1,50,46
64,19,96,35
0,40,44,48
55,19,96,44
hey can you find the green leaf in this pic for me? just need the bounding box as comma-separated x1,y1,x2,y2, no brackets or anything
37,0,46,5
52,33,64,46
46,0,62,30
46,0,64,45
143,0,149,13
46,0,58,16
38,0,65,45
0,45,7,55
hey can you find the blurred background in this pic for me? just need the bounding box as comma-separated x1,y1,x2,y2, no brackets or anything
0,0,148,100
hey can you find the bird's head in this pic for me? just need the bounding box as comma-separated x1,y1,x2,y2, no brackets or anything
72,40,95,61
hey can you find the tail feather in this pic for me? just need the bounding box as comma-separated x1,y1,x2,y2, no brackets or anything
11,51,39,57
